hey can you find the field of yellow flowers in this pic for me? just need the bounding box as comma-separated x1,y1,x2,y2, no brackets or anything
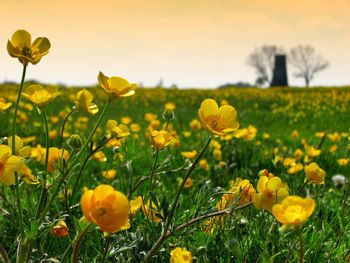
0,29,350,263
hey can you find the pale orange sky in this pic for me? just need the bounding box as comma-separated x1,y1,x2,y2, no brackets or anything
1,0,349,87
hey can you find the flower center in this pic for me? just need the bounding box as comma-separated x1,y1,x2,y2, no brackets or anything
97,206,108,217
205,115,225,131
0,161,5,174
22,46,32,56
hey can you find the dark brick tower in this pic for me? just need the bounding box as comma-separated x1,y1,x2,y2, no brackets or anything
271,55,288,87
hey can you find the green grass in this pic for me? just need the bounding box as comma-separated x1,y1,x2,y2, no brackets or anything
0,85,349,262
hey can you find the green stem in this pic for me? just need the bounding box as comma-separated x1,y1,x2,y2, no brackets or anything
42,110,49,182
71,223,93,263
100,235,111,263
60,108,76,148
12,64,27,233
297,227,304,263
76,100,111,160
166,136,211,229
144,201,249,262
149,149,159,193
296,181,307,195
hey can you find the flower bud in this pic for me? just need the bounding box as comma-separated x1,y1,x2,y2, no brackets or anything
68,134,82,150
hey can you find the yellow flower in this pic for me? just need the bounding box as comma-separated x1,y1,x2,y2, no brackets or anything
93,151,107,162
7,29,50,65
8,136,31,158
329,144,338,153
102,169,117,180
23,85,59,107
181,150,197,159
0,145,23,185
98,72,137,98
142,199,163,223
177,177,193,189
129,196,142,217
107,120,130,138
75,89,98,115
121,117,132,125
151,130,173,150
145,113,157,122
337,158,349,166
213,149,222,161
51,220,69,238
272,195,315,227
283,157,296,167
291,130,299,138
164,102,176,111
304,162,326,184
328,133,341,142
189,118,202,130
234,125,257,141
0,98,12,111
287,163,304,174
199,159,210,171
253,176,289,212
43,147,69,173
198,98,239,136
80,185,130,233
306,146,321,158
220,179,255,209
130,123,141,133
170,247,193,263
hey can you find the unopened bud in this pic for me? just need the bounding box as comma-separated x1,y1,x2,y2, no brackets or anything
162,109,175,120
68,134,82,150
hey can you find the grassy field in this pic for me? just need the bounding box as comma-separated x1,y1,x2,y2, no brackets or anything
0,84,350,262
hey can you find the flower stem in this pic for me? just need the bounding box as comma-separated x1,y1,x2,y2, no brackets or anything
71,223,93,263
76,100,111,160
149,149,159,193
12,64,27,263
60,108,76,148
297,227,304,263
100,235,111,263
144,201,250,262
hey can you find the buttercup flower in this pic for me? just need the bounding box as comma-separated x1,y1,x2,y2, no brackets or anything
0,98,12,112
43,147,69,173
51,220,69,238
0,145,23,185
337,158,349,166
151,130,173,149
170,247,193,263
181,150,197,159
304,162,326,184
8,136,31,158
102,169,117,180
272,195,315,227
253,176,289,212
80,185,130,233
142,199,163,223
75,89,98,115
7,29,51,65
23,85,59,108
107,120,130,138
198,99,239,136
98,72,137,98
129,196,142,217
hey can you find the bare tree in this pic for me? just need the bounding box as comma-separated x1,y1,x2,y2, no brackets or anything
288,45,329,87
247,45,284,86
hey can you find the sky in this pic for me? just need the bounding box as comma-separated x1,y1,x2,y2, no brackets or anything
0,0,349,88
